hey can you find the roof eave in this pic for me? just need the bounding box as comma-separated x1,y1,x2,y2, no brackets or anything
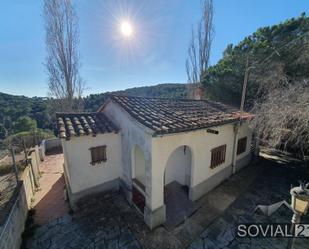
152,117,249,137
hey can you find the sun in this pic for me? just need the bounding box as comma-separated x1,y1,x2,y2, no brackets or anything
120,21,133,37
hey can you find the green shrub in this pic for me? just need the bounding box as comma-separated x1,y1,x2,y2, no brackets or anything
4,129,55,150
0,160,28,176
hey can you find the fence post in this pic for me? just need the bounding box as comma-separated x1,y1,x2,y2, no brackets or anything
22,138,27,161
29,156,40,188
10,146,19,182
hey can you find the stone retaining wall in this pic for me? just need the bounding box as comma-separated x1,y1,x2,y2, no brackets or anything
0,183,28,249
0,147,40,249
28,146,41,188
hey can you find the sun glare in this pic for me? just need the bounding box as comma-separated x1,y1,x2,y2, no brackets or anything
120,21,133,37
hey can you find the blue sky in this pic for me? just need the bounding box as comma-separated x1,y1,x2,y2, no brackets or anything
0,0,308,97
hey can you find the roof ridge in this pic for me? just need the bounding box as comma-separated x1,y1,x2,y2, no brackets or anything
110,93,221,103
108,93,251,135
56,112,98,115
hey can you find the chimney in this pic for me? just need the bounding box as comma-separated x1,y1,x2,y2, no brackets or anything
193,85,204,100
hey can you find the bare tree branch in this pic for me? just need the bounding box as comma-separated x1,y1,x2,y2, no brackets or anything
186,0,214,89
251,79,309,159
44,0,85,111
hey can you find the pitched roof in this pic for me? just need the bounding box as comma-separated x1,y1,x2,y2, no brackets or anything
56,112,118,139
107,95,253,135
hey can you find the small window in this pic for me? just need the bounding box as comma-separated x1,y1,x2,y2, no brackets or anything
90,145,107,165
237,137,247,155
210,145,226,169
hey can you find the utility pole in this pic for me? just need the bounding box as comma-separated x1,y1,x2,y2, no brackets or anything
233,55,254,174
239,55,260,156
240,57,250,115
22,138,27,160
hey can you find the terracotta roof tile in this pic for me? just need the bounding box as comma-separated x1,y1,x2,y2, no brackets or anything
56,112,118,139
109,95,253,135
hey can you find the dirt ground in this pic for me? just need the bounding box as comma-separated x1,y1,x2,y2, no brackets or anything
32,152,69,225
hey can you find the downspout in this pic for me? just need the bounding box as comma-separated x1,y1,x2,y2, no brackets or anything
232,121,240,175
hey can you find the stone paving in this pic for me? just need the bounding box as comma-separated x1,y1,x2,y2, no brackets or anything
172,162,261,247
24,151,309,249
188,156,309,249
26,193,143,249
164,181,201,230
32,152,69,225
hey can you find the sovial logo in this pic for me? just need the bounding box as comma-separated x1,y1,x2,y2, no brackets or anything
236,224,309,238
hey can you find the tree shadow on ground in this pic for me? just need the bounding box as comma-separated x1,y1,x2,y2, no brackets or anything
33,175,69,225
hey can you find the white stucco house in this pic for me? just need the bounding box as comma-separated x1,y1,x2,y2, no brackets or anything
56,94,254,229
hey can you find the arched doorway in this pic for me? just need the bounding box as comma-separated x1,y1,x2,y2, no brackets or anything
132,145,146,186
164,145,192,189
131,145,146,214
164,145,198,229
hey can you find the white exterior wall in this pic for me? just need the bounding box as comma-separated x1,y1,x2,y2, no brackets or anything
151,121,252,210
164,146,191,186
236,122,252,160
62,133,121,194
102,101,153,206
60,99,253,229
133,145,146,185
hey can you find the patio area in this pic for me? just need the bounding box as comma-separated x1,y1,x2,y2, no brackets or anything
32,151,69,225
164,181,201,230
188,156,309,249
24,150,309,249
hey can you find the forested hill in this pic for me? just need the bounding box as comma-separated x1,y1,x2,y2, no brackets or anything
0,92,52,131
0,83,187,139
203,13,309,107
84,83,187,111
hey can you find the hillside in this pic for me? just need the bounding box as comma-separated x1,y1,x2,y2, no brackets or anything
203,13,309,107
84,83,188,112
0,93,52,135
0,83,187,139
